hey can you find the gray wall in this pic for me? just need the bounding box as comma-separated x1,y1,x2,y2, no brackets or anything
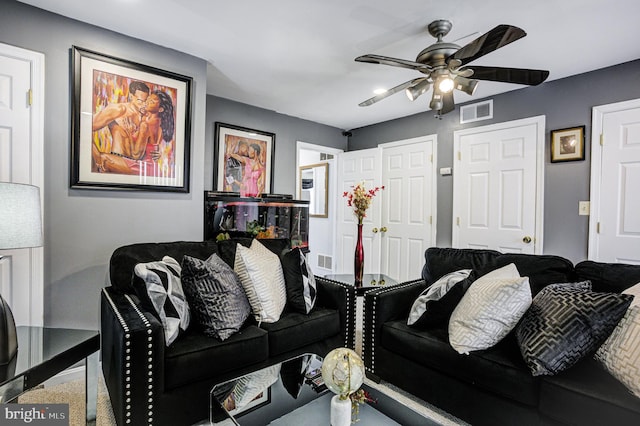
0,0,346,330
205,96,346,194
1,0,208,330
348,59,640,263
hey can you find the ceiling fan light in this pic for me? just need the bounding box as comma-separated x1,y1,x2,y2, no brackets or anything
405,80,431,101
437,76,455,93
455,77,479,96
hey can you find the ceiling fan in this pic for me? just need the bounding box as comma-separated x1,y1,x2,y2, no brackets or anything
355,20,549,116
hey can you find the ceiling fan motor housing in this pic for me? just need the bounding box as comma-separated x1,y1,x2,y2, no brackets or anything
416,42,461,72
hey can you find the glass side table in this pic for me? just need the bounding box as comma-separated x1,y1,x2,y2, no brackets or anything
324,274,399,355
0,326,100,425
324,273,398,296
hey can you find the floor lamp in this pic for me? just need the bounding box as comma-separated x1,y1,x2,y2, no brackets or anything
0,182,43,365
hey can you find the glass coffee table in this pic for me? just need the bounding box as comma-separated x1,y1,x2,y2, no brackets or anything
0,326,99,425
210,353,443,426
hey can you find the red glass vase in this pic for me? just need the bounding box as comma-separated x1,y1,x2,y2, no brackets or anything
354,223,364,286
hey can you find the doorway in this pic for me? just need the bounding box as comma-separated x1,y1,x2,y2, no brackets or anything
335,135,437,281
452,116,545,254
0,42,45,326
296,142,343,275
589,99,640,263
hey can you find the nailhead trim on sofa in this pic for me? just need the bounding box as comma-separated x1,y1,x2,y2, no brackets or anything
103,289,135,423
363,280,425,374
316,277,354,349
125,295,154,426
103,289,156,425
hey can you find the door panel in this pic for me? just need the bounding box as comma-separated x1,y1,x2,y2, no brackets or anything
453,117,544,254
593,105,640,263
0,45,44,326
335,149,382,274
380,138,435,281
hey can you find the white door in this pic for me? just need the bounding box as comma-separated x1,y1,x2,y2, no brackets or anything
453,116,545,254
589,100,640,263
380,137,436,281
335,148,382,275
0,43,44,326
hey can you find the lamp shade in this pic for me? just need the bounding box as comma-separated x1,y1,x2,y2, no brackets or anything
0,182,43,250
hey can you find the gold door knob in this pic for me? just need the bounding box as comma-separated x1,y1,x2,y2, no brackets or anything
372,227,378,233
380,226,388,233
523,236,532,244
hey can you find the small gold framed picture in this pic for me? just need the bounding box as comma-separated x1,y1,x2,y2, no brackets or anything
550,126,585,163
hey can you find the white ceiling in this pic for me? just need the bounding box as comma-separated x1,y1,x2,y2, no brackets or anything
18,0,640,130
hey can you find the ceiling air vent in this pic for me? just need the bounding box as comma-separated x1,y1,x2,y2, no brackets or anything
460,100,493,124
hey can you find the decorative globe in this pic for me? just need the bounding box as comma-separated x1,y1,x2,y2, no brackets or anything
321,348,365,398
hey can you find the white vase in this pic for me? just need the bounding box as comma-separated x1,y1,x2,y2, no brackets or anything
330,394,352,426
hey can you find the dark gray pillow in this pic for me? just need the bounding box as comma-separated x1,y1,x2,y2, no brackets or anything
516,281,633,376
181,254,250,341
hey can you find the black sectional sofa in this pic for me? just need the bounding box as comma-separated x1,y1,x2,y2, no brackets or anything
363,247,640,426
101,238,355,426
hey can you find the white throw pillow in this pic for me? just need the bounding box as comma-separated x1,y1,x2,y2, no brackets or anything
595,282,640,397
234,240,287,323
449,263,532,354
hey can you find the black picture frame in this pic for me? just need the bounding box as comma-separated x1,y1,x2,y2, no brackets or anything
70,46,192,192
214,122,275,196
550,125,586,163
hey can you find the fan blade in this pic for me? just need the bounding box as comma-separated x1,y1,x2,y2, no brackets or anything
441,91,455,114
470,66,549,86
358,79,423,107
355,54,432,71
450,25,526,66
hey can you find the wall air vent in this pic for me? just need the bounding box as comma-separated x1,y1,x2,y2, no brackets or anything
320,153,334,161
460,100,493,124
317,254,333,270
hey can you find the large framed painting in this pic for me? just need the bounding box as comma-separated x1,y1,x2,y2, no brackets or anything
214,122,275,196
71,46,192,192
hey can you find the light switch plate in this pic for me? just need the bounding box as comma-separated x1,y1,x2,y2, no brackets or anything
440,167,452,176
579,201,590,216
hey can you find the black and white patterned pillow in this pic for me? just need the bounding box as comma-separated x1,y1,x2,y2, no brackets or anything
134,256,190,345
281,248,317,314
407,269,472,327
181,254,251,341
516,282,633,376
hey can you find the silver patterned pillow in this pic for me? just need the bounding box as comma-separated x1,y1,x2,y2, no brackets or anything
516,282,633,376
595,283,640,396
448,263,531,354
234,240,287,323
181,254,251,341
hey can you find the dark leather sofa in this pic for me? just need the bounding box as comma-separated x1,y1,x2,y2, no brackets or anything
363,247,640,426
101,238,355,426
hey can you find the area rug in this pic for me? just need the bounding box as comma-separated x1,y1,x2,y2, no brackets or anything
17,377,116,426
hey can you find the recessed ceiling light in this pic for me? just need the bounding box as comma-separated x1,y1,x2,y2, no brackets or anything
373,88,387,95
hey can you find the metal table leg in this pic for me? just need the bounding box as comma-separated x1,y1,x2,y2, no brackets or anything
85,351,99,425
